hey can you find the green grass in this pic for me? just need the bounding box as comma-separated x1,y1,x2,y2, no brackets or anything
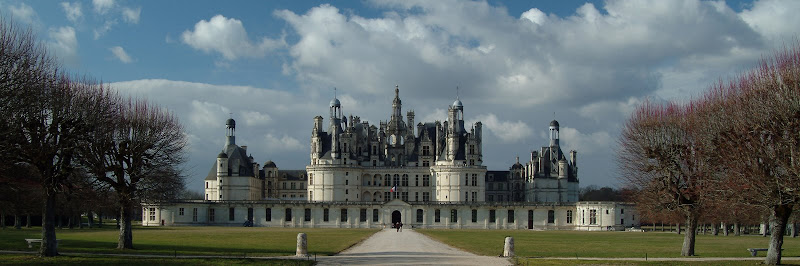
512,258,800,265
417,229,800,258
0,254,315,265
0,226,378,257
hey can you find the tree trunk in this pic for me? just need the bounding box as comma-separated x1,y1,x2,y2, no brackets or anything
762,222,769,237
712,223,719,236
681,212,698,256
40,192,58,257
676,222,681,234
1,211,5,229
14,215,21,229
78,214,83,229
765,204,792,265
98,212,103,228
57,215,62,229
68,215,74,229
723,222,729,236
87,211,93,228
734,222,740,236
26,214,31,228
793,223,798,238
117,200,134,249
652,222,655,232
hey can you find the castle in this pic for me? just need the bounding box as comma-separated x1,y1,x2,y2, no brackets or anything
146,85,633,231
204,85,579,203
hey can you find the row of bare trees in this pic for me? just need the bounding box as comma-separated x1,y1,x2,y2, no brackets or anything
619,43,800,265
0,18,187,256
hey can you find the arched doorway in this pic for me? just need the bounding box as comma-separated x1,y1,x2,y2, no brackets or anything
392,210,401,225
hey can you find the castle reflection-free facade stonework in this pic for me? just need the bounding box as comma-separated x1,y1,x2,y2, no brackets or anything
143,86,635,230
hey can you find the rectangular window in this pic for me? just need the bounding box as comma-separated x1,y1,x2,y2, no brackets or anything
451,209,458,223
416,209,423,223
291,182,296,189
305,208,312,222
360,209,367,222
266,208,272,221
590,210,597,225
415,177,419,186
489,210,496,223
384,192,390,201
508,210,515,223
567,210,573,224
402,192,408,201
373,209,379,222
415,192,419,202
192,208,198,222
471,192,477,202
489,183,494,190
286,208,292,222
621,209,624,214
435,209,441,223
229,208,235,221
499,195,504,201
471,209,477,223
209,208,215,222
149,208,156,221
621,219,624,225
547,210,555,224
324,208,329,222
423,192,430,202
179,208,184,216
471,174,477,186
423,175,430,186
341,209,348,222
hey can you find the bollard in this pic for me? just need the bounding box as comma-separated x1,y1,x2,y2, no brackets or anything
503,236,515,257
296,233,308,257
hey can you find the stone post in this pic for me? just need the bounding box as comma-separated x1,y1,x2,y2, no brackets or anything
503,236,514,257
296,233,308,257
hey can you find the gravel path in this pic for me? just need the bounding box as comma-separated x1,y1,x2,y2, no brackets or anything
316,228,512,265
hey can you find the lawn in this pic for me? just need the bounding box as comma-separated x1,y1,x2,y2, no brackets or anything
417,229,800,258
0,226,378,257
0,254,315,265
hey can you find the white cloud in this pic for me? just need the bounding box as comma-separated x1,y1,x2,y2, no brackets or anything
61,2,82,23
264,134,303,151
740,0,800,42
181,15,285,60
9,3,37,25
48,26,78,65
472,113,531,143
93,20,115,40
109,46,133,63
92,0,114,14
122,7,141,24
189,100,230,129
241,110,272,126
559,127,612,155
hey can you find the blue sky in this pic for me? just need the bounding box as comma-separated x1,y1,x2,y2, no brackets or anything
2,0,799,193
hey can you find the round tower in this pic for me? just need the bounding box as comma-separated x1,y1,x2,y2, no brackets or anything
225,118,236,147
549,120,559,147
216,151,228,201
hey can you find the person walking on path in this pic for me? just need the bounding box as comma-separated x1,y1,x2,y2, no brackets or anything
399,222,403,232
395,222,399,232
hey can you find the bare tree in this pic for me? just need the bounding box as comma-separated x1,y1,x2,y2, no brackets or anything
83,98,186,249
0,18,99,257
618,100,718,256
709,44,800,265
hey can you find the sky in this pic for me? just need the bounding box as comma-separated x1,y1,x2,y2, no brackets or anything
2,0,799,193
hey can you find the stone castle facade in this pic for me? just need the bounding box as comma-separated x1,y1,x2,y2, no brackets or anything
204,85,578,203
149,85,634,230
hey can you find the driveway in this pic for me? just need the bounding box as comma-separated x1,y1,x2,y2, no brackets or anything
316,228,511,265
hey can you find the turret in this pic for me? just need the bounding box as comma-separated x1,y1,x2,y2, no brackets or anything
225,118,236,147
549,120,559,147
216,151,228,201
